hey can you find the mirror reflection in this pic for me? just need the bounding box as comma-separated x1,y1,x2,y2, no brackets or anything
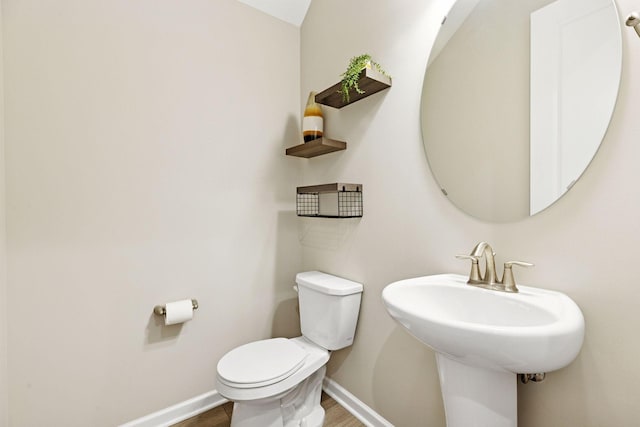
421,0,621,222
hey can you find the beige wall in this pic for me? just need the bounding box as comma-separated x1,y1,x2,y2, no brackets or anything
301,0,640,426
0,2,7,426
2,0,301,425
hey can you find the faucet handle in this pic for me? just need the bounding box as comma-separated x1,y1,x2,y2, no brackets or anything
456,254,482,283
501,261,534,292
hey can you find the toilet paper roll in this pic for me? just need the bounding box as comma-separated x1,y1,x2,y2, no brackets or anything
164,299,194,326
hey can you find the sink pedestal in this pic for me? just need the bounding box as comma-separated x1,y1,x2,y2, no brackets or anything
436,354,517,427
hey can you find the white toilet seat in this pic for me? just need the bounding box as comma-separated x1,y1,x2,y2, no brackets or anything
217,338,307,388
216,337,330,402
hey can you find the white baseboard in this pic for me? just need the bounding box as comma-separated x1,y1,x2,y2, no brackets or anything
322,377,393,427
119,379,391,427
118,390,228,427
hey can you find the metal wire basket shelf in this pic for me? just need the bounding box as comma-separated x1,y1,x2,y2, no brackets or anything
296,183,363,218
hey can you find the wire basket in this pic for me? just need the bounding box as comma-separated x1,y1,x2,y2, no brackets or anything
296,183,363,218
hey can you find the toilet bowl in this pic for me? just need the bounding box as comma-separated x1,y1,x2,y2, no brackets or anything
217,337,329,427
215,271,363,427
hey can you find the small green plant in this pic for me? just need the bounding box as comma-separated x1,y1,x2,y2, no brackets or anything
339,54,389,103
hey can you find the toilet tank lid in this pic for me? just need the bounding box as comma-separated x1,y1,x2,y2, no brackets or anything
295,271,363,296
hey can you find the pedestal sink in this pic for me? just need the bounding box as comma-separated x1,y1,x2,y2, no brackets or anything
382,274,584,427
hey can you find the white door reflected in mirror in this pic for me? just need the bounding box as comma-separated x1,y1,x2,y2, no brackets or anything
530,0,620,215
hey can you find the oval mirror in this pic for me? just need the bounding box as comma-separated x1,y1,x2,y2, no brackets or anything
421,0,622,222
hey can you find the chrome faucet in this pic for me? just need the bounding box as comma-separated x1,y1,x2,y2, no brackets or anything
456,242,533,293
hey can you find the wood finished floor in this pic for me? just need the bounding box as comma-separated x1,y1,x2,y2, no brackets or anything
171,392,365,427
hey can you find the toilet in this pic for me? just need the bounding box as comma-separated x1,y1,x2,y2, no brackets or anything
216,271,363,427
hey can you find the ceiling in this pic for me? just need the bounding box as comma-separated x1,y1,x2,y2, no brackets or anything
237,0,312,26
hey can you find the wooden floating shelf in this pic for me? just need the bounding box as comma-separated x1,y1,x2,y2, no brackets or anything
285,138,347,158
315,67,392,109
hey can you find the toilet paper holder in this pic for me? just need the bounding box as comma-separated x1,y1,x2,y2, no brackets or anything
154,299,199,316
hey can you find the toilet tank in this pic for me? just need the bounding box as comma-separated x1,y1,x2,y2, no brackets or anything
295,271,363,351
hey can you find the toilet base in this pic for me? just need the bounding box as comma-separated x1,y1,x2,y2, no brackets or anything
230,366,326,427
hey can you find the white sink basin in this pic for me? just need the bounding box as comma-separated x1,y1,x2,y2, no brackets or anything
382,274,585,374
